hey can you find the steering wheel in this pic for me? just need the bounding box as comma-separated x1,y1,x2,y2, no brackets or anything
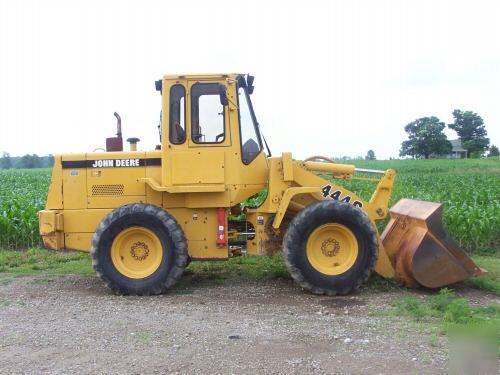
215,132,224,142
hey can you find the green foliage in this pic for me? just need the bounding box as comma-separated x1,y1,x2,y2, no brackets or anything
230,189,268,221
0,248,289,284
339,158,500,253
470,277,500,295
448,109,490,155
0,248,92,275
0,152,12,169
365,149,376,160
443,298,472,324
0,169,51,249
428,287,455,311
364,273,400,292
0,154,54,169
243,188,268,208
393,288,499,327
469,256,500,295
184,254,289,282
394,295,431,321
1,159,499,254
18,154,40,169
400,116,452,159
488,145,499,157
0,248,497,301
162,254,291,292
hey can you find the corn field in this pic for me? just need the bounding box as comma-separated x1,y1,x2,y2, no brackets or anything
0,169,50,249
0,159,499,254
342,158,500,254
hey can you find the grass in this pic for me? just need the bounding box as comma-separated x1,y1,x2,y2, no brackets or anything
183,253,290,283
394,289,460,322
469,256,500,295
391,288,500,343
0,248,92,277
0,249,292,285
364,273,400,292
1,249,497,296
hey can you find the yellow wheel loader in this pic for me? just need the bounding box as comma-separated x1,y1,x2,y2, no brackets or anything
38,73,483,295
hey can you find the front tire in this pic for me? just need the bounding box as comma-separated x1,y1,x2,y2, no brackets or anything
283,200,378,295
91,203,188,295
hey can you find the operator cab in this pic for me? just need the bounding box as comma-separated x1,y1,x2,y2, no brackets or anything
153,73,270,199
156,73,268,162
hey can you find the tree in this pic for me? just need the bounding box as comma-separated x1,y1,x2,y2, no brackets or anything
400,117,452,159
0,152,12,169
448,110,489,156
46,154,55,167
16,154,41,169
365,149,376,160
39,154,54,168
488,145,499,157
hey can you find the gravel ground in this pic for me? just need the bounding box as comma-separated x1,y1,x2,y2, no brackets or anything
0,275,497,374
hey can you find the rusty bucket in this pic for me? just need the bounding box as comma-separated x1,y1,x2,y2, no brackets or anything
380,199,485,288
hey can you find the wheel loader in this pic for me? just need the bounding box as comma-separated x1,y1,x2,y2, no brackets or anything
38,73,483,295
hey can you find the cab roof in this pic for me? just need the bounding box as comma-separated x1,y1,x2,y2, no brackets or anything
162,73,241,80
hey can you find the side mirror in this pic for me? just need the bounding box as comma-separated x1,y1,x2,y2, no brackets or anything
155,80,162,92
237,76,246,87
247,74,255,94
219,84,228,106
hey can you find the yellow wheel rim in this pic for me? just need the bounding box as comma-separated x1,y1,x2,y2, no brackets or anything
111,227,163,279
306,223,359,275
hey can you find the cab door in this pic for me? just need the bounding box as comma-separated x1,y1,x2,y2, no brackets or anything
161,78,187,186
168,79,231,186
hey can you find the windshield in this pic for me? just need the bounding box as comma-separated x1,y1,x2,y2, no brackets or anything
238,81,265,164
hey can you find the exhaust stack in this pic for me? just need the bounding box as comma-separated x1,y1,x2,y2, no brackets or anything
106,112,124,152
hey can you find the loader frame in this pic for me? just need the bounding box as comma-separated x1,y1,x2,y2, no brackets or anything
39,72,482,294
39,73,397,276
240,154,396,278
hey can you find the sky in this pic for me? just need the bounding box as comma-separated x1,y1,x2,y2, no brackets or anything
0,0,499,160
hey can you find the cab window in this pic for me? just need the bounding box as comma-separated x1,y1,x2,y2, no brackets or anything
238,85,262,164
169,85,186,144
191,83,225,143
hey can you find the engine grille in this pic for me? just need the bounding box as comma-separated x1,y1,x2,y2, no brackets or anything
91,184,124,196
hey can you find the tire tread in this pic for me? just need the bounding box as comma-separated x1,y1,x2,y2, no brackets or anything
91,203,188,296
283,200,378,296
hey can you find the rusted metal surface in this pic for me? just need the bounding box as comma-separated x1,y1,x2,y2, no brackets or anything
381,199,484,288
105,137,123,152
106,112,123,152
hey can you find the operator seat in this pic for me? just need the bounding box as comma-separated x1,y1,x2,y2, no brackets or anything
171,122,185,143
242,138,260,164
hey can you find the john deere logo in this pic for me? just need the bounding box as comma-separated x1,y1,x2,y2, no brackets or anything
321,238,340,257
130,242,149,261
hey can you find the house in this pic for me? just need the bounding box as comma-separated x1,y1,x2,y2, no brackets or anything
448,139,467,159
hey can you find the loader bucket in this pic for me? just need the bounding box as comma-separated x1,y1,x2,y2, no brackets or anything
380,199,484,288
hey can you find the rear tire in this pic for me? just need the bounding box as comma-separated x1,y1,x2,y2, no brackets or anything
283,200,378,295
91,203,188,295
